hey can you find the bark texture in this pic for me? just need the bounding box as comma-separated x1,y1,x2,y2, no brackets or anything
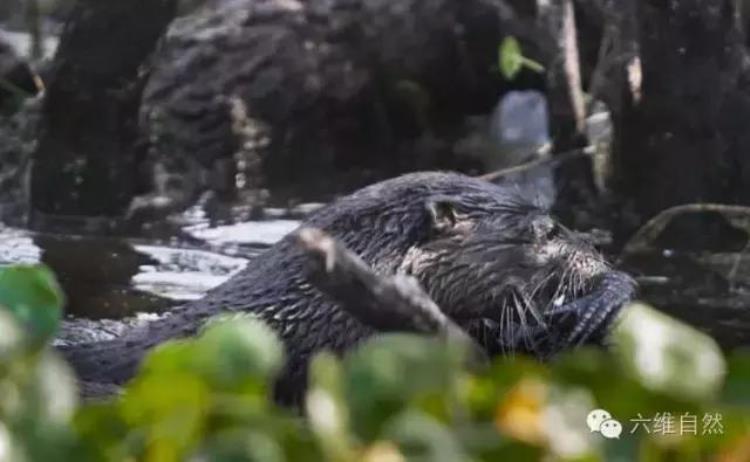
140,0,523,204
614,0,750,222
30,0,176,218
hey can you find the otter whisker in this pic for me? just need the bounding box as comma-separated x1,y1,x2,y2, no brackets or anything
547,267,580,317
499,299,513,355
511,289,549,355
511,292,528,335
528,269,556,301
504,295,527,355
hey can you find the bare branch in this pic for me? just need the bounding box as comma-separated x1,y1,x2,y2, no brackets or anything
295,227,486,360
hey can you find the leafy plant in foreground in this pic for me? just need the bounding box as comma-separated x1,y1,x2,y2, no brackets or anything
0,265,747,461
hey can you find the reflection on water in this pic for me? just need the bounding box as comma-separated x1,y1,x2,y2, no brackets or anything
0,218,300,320
184,219,299,245
132,245,247,300
0,229,41,264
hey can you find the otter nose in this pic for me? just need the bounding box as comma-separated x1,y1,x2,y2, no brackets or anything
531,216,558,240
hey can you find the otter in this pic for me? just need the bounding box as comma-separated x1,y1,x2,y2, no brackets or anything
60,172,635,403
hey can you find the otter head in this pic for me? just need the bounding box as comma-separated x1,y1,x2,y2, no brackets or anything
397,188,622,358
304,172,632,359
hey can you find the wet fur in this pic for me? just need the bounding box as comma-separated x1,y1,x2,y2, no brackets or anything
60,172,634,403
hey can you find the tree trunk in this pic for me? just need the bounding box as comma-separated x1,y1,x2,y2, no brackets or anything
30,0,176,219
614,0,750,224
139,0,526,204
538,0,588,152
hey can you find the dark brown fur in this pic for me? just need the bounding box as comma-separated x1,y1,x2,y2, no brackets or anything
61,172,634,403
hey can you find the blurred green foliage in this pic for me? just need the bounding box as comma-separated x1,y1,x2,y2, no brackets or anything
498,37,544,81
0,265,748,461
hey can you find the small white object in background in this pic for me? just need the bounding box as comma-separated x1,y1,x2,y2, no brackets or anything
488,90,552,169
454,90,551,172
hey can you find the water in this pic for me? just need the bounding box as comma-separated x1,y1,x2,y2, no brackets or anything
0,217,300,320
619,208,750,351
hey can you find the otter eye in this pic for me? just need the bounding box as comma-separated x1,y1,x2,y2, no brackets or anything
426,199,458,233
531,216,557,240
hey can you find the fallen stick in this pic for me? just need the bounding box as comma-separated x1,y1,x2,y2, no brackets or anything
295,227,486,360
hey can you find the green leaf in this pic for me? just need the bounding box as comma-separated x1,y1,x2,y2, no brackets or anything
499,37,523,80
550,348,681,420
29,351,79,424
612,302,725,402
198,430,287,462
497,36,545,80
306,353,356,461
382,410,470,462
309,352,345,397
0,265,64,345
73,401,130,460
120,373,210,460
140,315,284,393
344,334,468,439
0,309,24,358
139,339,198,378
192,315,285,389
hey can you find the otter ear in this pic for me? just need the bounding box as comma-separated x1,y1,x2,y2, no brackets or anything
426,199,459,233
